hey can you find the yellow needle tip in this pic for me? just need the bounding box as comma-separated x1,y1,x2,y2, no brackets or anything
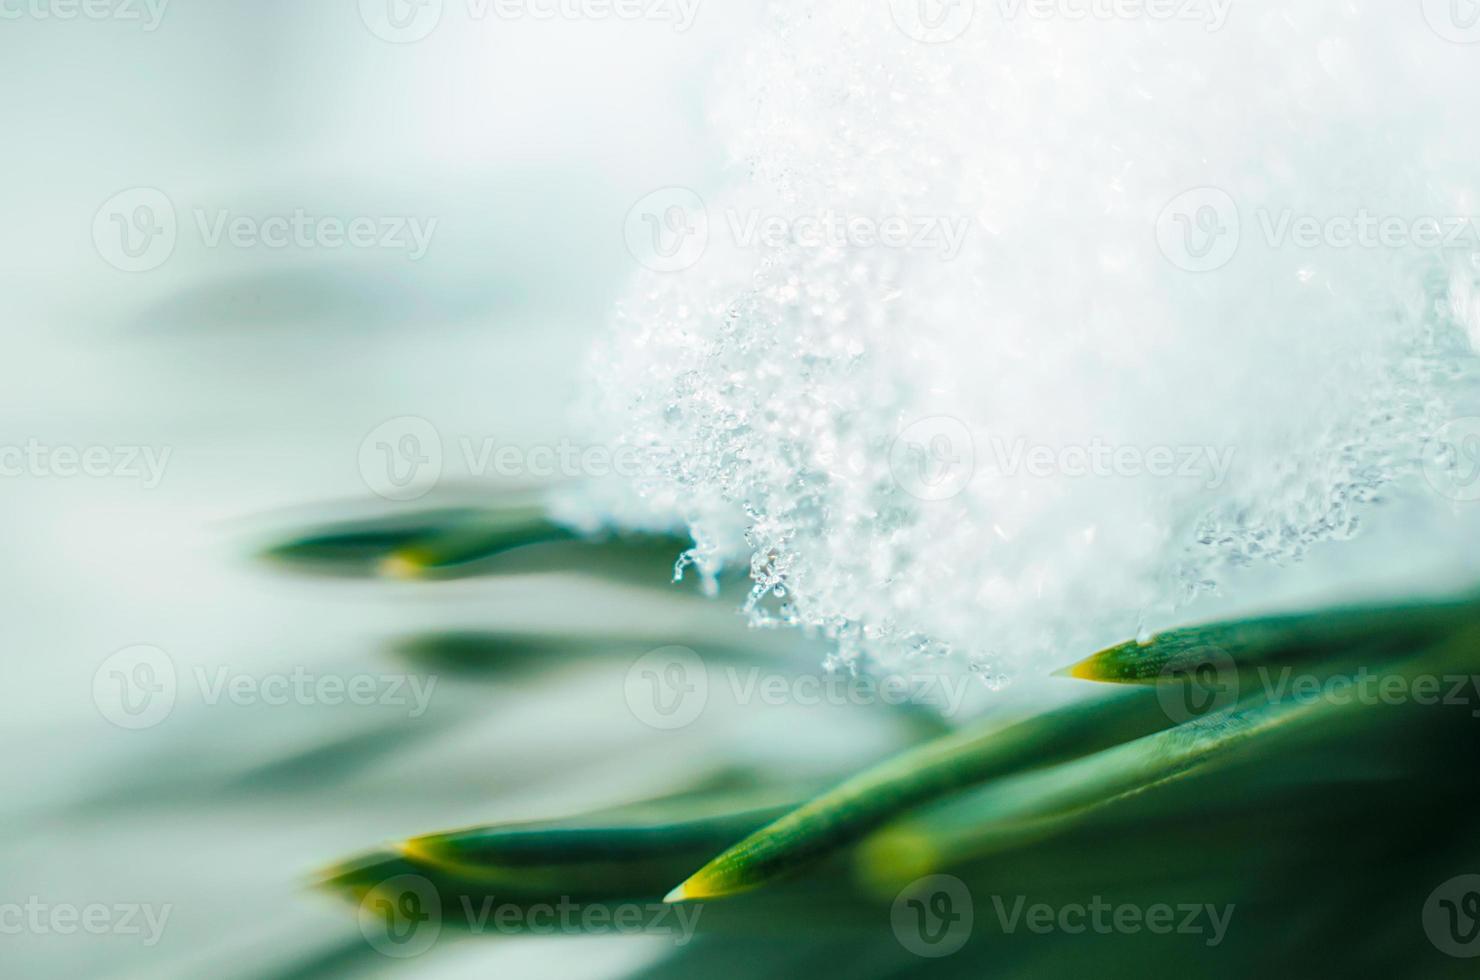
379,553,428,580
664,875,724,903
664,871,749,903
1051,658,1102,681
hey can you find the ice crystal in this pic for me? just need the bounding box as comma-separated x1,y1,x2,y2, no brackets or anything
557,3,1480,680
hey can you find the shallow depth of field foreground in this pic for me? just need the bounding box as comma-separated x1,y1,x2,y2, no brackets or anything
6,3,1480,978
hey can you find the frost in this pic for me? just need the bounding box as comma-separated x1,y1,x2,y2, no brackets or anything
557,3,1480,680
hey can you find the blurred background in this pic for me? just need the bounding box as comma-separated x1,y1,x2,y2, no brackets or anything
0,4,803,975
